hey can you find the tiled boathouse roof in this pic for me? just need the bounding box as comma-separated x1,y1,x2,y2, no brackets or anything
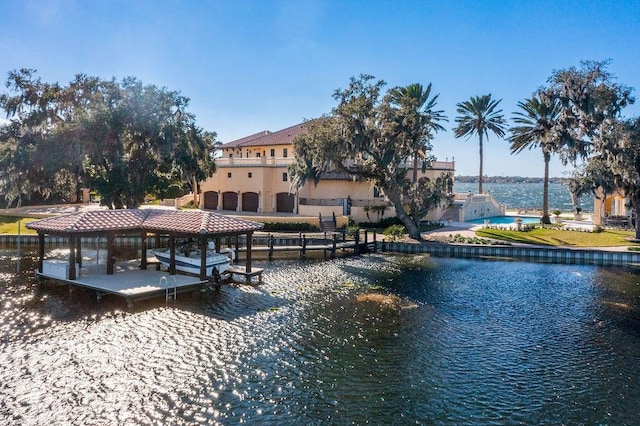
143,210,263,234
26,209,263,236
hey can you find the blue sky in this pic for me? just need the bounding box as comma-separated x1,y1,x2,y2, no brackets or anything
1,0,639,177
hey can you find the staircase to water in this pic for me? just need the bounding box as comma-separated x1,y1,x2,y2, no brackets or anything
440,202,463,222
319,212,337,232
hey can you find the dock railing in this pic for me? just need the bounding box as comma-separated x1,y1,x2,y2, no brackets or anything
234,229,378,261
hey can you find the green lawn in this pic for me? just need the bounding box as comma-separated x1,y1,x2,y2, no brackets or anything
476,227,639,247
0,215,38,235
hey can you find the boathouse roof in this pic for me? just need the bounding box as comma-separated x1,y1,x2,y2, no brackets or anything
26,209,264,236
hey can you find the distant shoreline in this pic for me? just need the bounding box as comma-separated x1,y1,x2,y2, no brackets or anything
455,176,566,184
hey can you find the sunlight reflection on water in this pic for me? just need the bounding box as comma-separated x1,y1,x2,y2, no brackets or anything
455,182,591,211
1,249,639,424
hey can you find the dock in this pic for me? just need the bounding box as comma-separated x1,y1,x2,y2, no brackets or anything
232,230,379,261
38,259,208,307
25,209,381,307
26,209,266,307
223,265,264,285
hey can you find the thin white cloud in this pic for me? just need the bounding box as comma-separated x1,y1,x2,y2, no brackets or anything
25,0,71,26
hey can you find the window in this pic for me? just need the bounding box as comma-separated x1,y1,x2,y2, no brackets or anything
373,186,382,197
227,172,232,178
270,149,275,157
229,153,233,158
282,172,288,182
248,172,252,178
256,153,261,158
283,148,288,158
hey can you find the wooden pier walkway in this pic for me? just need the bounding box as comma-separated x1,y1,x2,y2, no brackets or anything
230,230,379,261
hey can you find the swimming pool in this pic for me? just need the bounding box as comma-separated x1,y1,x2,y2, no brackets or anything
467,215,540,225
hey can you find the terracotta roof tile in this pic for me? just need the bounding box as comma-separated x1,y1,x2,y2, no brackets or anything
26,210,150,233
320,171,353,181
143,210,263,234
226,130,272,146
220,122,309,149
26,210,263,235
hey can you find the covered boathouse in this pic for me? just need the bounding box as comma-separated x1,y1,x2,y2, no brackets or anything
26,209,264,307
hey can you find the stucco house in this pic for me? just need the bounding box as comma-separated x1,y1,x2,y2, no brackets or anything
592,188,635,227
198,122,456,224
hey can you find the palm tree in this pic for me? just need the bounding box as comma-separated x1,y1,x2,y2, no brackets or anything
389,83,447,183
508,96,561,224
454,94,506,194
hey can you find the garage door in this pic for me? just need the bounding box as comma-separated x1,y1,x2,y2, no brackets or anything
276,192,295,213
222,192,238,211
242,192,259,212
203,191,218,210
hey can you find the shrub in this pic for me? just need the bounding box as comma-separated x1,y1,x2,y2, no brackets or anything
261,222,319,231
358,216,403,229
346,225,359,238
448,233,510,245
179,200,197,209
420,221,445,232
383,224,405,241
164,184,186,199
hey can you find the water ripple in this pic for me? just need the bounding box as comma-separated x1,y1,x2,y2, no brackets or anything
1,251,639,424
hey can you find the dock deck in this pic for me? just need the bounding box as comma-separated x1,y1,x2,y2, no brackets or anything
37,260,208,307
223,265,264,285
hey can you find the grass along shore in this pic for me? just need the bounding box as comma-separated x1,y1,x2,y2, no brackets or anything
0,216,38,235
476,227,638,248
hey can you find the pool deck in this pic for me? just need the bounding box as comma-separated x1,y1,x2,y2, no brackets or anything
37,260,208,307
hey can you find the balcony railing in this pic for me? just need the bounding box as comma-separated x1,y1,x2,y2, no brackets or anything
399,160,455,170
215,157,294,167
215,157,455,171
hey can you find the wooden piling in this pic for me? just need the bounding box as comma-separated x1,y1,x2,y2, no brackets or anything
373,230,377,252
301,234,307,259
331,234,337,259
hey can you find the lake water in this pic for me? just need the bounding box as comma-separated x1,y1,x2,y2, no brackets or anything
1,248,639,424
454,182,591,212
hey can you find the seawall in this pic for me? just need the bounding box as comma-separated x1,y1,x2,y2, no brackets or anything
381,241,640,267
4,234,640,268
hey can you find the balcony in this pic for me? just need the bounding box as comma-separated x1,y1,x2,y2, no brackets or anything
215,157,294,168
399,160,455,171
